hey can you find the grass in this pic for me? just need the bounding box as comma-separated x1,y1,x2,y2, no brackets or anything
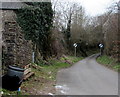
66,56,84,63
41,62,70,80
2,55,83,95
0,88,17,95
113,63,120,71
97,55,120,72
38,56,83,80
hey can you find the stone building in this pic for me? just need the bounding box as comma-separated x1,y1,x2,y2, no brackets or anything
1,2,32,72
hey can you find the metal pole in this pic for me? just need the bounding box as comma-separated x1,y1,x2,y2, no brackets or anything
32,52,35,63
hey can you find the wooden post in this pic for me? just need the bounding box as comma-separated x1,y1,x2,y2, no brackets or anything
100,48,102,56
75,47,76,57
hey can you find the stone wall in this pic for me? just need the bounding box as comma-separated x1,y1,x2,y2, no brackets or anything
2,10,32,71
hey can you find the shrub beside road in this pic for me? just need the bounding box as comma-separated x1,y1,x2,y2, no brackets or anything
97,55,120,72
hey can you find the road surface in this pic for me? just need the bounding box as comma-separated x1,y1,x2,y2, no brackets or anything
56,54,118,95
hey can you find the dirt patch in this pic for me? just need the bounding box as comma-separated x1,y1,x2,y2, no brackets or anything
35,80,56,95
22,80,56,95
21,67,56,95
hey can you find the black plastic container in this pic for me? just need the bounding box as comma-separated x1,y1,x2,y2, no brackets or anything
7,65,24,80
2,65,25,91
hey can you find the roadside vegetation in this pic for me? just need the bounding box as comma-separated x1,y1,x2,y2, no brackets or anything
2,0,120,96
97,55,120,72
40,56,83,79
87,48,99,56
1,55,83,95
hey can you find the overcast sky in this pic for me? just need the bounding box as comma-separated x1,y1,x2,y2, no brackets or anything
62,0,119,16
1,0,119,16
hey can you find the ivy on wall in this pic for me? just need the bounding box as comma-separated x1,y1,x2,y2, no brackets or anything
15,2,53,61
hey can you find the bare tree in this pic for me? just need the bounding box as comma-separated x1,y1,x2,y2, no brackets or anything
102,1,120,62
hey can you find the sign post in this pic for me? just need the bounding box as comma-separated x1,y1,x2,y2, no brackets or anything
32,52,35,63
73,43,77,57
99,43,103,55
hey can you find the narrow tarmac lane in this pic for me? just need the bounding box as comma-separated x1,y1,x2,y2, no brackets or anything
56,54,118,95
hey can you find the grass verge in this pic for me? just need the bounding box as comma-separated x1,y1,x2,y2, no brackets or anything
97,55,120,72
39,56,83,80
2,55,83,95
